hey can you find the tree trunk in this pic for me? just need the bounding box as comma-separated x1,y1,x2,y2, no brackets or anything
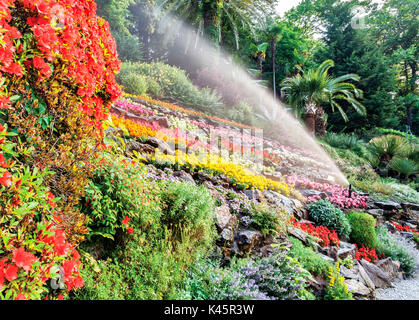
271,38,276,99
304,101,317,136
315,107,326,137
203,0,222,44
305,113,316,136
257,53,263,79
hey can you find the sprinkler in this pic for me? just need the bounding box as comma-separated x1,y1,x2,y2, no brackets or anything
348,184,353,198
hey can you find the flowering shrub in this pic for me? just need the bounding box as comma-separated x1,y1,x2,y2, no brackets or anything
308,200,351,238
292,218,340,247
0,0,121,244
79,155,156,240
0,126,83,300
324,263,353,300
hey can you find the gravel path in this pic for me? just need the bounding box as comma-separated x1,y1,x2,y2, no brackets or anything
375,273,419,300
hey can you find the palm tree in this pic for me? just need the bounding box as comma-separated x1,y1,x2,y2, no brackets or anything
266,21,282,99
250,42,268,79
281,60,366,136
156,0,274,48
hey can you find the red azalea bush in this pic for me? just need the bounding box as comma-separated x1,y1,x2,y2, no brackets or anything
0,0,121,299
0,0,121,243
292,218,340,247
0,126,83,300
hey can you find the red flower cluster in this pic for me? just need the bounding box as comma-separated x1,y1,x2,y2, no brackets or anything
122,216,134,234
292,218,340,247
391,221,413,233
354,244,380,262
0,0,122,134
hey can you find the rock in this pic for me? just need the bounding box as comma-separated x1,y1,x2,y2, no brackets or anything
340,265,359,280
173,171,195,185
259,245,274,258
375,258,400,281
374,201,402,211
288,226,307,243
218,228,234,245
359,259,393,289
344,279,371,296
401,203,419,211
337,247,355,260
150,116,170,128
194,171,212,183
234,230,263,254
301,189,329,199
316,252,335,263
128,140,156,154
145,137,174,155
367,209,384,217
215,205,236,232
357,263,375,290
244,189,263,201
400,231,414,239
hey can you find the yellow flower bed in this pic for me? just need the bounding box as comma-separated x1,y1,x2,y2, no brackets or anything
154,150,292,196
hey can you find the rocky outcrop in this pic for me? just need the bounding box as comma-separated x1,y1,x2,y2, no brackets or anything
359,259,393,289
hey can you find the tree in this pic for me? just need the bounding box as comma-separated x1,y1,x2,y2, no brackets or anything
96,0,143,61
281,60,366,136
266,21,282,99
158,0,275,47
250,42,268,78
312,0,400,132
370,0,419,132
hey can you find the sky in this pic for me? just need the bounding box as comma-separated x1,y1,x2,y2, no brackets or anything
276,0,302,16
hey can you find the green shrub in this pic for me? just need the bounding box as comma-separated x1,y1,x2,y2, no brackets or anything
159,182,216,242
227,102,255,126
117,70,148,95
323,132,366,157
308,200,351,238
118,62,226,114
249,202,290,236
375,226,418,277
289,238,332,277
347,211,377,248
367,134,411,169
80,156,154,240
144,76,163,97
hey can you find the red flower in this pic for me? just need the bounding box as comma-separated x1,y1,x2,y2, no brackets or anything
57,294,63,300
122,216,130,226
4,264,18,281
0,153,9,168
127,227,134,234
14,292,27,300
0,170,12,187
12,248,38,272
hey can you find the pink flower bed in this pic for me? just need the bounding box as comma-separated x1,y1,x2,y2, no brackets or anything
114,99,154,116
286,175,368,209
